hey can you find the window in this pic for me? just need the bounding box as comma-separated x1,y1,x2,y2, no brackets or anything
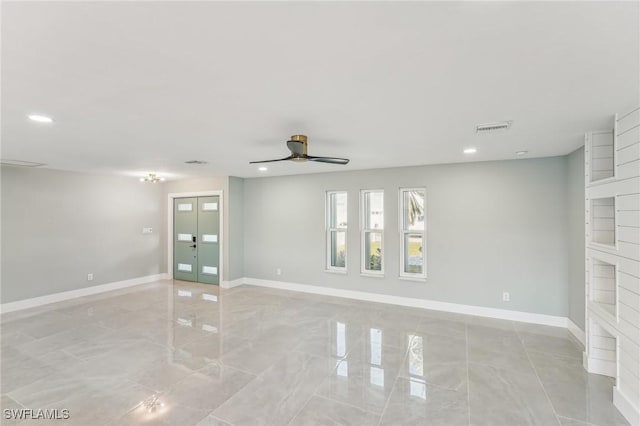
326,191,348,271
400,188,426,279
361,190,384,275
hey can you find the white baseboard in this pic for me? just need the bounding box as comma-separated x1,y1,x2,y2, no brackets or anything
0,273,169,314
567,319,586,347
614,386,640,426
221,278,244,289
242,277,568,328
585,356,617,378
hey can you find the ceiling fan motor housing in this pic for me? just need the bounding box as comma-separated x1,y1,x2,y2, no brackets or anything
289,134,308,158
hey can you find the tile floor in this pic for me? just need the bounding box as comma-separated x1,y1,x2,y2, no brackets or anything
0,280,630,426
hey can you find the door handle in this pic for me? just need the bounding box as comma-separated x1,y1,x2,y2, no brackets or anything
190,244,197,248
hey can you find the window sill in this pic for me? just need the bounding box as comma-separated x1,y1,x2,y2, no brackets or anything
398,275,427,283
325,269,347,275
360,273,385,278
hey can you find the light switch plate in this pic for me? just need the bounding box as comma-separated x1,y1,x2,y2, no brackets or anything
142,227,153,234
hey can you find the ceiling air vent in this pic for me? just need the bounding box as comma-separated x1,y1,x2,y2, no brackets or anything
0,159,46,167
184,160,208,165
476,121,512,134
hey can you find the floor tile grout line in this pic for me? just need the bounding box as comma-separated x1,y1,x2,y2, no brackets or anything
207,413,237,426
311,392,380,418
516,327,564,426
526,347,584,361
375,345,408,426
286,392,315,426
213,362,259,380
285,358,341,426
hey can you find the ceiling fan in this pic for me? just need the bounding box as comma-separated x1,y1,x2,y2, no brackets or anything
249,135,349,165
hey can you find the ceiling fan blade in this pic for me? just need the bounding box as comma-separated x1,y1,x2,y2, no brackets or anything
307,155,350,165
286,140,305,156
249,156,293,164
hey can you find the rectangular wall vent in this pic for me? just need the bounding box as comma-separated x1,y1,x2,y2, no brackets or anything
476,121,512,134
0,159,46,167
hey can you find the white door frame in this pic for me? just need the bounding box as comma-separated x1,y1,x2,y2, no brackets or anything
167,190,224,282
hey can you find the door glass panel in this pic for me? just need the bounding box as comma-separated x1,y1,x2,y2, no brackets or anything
178,203,193,212
202,202,218,211
202,266,218,275
202,234,218,243
404,234,424,274
364,232,382,271
177,263,192,272
178,233,192,241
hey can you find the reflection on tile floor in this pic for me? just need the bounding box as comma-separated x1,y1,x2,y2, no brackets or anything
0,280,630,426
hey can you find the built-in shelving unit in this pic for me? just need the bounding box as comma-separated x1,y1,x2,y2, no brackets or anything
584,107,640,426
587,130,615,183
589,257,617,316
590,197,616,246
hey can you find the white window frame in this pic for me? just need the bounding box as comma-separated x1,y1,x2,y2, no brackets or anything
326,191,348,272
399,187,427,280
361,189,384,276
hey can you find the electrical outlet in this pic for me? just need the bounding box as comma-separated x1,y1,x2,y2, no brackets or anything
276,268,282,276
87,273,94,281
502,292,510,302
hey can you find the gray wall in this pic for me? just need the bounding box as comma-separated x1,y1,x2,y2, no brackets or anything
228,176,245,281
243,157,570,317
1,154,582,318
1,166,164,303
567,147,586,330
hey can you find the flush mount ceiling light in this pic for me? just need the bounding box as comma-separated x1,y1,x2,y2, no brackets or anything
27,114,53,123
139,173,165,183
463,148,477,154
258,166,268,172
476,121,512,134
515,150,528,156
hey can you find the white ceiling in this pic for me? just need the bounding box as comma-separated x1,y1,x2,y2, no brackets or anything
2,1,639,179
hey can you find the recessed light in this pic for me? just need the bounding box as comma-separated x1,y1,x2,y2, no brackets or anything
258,167,268,172
28,114,53,123
515,150,528,156
463,148,477,154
